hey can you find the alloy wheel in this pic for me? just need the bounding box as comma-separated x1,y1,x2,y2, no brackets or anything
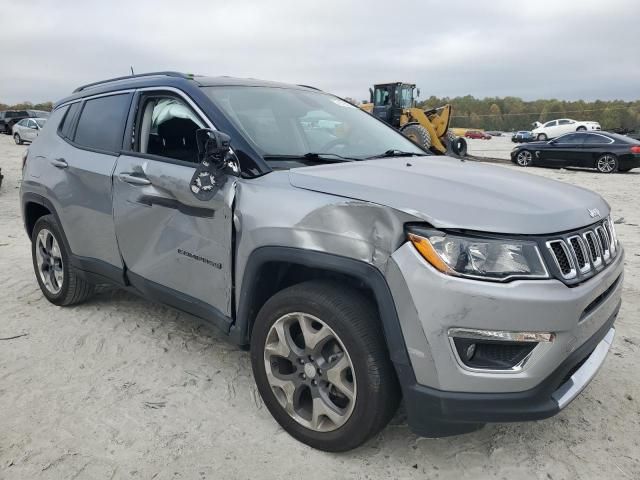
35,228,64,294
597,155,616,173
517,150,533,166
263,312,356,432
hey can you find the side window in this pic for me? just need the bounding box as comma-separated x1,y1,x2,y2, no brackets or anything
544,120,557,127
58,102,81,139
74,94,132,152
137,96,204,163
17,119,27,126
558,119,571,125
555,133,582,144
27,119,37,128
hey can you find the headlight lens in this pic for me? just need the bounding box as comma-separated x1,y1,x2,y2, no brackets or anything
408,228,549,281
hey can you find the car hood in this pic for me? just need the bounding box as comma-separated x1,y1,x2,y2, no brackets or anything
288,157,609,235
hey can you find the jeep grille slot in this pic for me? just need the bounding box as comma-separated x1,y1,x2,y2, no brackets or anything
568,236,590,273
595,226,611,262
547,240,576,279
583,231,603,268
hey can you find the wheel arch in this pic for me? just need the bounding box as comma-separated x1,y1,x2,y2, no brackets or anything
230,246,411,369
22,193,73,256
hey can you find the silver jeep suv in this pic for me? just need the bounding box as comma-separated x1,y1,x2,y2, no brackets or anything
20,72,623,452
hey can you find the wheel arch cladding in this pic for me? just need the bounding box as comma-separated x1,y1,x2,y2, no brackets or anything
229,247,412,369
24,201,52,237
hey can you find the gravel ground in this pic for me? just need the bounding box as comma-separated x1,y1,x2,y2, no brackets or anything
1,133,639,479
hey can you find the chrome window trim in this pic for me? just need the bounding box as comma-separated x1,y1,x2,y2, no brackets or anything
55,89,135,110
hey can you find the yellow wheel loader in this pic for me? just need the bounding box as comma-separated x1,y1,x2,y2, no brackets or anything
360,82,466,156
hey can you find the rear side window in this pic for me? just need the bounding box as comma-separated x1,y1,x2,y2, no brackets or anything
74,94,132,153
58,102,81,139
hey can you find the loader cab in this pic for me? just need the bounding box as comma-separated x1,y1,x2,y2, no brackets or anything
370,82,416,128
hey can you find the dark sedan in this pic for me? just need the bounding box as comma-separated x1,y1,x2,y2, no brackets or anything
511,131,640,173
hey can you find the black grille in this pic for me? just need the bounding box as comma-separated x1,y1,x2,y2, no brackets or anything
582,274,622,319
569,237,587,269
550,242,572,275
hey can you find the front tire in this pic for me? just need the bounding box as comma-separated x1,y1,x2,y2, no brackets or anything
516,150,533,167
13,133,22,145
401,123,432,150
250,281,400,452
596,154,618,173
31,215,95,305
577,126,587,131
537,133,548,141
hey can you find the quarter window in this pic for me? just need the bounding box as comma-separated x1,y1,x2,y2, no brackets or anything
74,94,132,152
58,102,81,139
583,134,612,144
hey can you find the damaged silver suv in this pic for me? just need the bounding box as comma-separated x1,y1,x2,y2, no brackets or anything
21,72,623,452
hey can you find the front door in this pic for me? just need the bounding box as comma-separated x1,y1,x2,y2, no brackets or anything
542,133,584,167
112,91,235,329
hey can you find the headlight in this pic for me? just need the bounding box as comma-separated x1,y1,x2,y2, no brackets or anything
407,227,549,281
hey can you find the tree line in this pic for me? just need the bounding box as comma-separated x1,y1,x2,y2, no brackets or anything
0,101,54,112
417,95,640,132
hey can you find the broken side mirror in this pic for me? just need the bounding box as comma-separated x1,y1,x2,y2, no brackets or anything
196,128,231,168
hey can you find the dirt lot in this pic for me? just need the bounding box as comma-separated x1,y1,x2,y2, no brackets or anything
1,133,639,479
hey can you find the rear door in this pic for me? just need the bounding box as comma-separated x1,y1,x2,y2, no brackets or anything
581,133,614,167
44,93,132,278
112,89,235,328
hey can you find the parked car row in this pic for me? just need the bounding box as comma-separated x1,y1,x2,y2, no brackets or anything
511,131,640,173
0,109,50,134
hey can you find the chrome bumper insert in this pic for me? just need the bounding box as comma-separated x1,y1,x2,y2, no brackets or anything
552,327,615,409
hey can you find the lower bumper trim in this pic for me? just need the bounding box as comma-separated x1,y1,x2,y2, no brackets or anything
399,302,619,437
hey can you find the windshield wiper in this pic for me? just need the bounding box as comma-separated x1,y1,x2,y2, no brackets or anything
365,149,429,159
263,152,358,163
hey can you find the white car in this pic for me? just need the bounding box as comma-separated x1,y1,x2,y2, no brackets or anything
12,117,46,145
532,118,601,140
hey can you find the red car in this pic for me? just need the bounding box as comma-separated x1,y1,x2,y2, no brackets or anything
464,130,491,139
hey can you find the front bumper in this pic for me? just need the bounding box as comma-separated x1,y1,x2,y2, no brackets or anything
386,242,624,435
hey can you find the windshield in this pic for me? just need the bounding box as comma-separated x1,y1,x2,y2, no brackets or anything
202,86,425,160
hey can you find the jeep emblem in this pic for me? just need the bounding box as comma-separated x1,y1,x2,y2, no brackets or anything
588,208,601,218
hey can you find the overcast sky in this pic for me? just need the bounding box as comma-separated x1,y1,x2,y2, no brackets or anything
1,0,638,104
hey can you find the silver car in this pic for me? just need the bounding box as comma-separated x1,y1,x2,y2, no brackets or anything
13,117,46,144
20,72,623,452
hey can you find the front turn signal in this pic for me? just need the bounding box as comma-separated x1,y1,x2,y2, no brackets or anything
408,233,452,274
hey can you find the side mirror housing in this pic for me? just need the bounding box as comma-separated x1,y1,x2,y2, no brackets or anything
196,129,231,167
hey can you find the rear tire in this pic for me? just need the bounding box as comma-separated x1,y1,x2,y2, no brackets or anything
596,154,618,173
577,126,587,131
401,123,432,150
31,215,95,306
250,280,400,452
537,133,548,141
14,133,22,145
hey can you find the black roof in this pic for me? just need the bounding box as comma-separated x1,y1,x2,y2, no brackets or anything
55,71,320,108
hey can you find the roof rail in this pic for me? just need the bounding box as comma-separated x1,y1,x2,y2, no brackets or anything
73,71,193,93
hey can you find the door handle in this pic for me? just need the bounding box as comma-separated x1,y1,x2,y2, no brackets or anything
50,158,68,169
119,172,151,186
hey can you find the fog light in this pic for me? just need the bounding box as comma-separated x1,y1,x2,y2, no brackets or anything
465,343,476,360
448,328,553,371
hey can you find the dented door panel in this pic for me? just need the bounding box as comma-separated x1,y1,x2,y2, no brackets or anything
113,154,235,317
